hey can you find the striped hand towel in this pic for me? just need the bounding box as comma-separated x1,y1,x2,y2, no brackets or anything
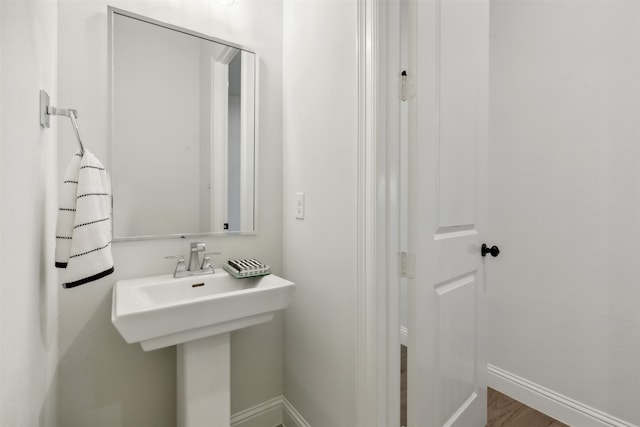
55,150,114,288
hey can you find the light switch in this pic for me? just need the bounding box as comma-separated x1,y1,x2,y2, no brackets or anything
295,192,305,220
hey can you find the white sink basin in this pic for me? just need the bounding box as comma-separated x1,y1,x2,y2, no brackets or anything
112,271,294,351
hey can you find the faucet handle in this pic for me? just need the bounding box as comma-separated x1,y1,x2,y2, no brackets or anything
165,255,186,277
201,252,221,270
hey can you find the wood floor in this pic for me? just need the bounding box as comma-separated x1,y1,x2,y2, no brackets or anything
487,388,568,427
401,344,407,427
400,345,567,427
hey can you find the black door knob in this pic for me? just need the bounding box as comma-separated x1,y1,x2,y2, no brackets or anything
481,243,500,257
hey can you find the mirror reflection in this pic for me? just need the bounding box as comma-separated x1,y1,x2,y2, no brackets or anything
110,9,256,239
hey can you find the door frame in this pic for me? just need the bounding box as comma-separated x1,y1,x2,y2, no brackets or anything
358,0,490,425
356,0,402,426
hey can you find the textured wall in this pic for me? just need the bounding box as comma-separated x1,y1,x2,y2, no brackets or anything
282,1,359,426
0,0,59,425
489,1,640,424
56,1,283,425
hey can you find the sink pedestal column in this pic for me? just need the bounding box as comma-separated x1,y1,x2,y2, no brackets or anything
177,333,230,427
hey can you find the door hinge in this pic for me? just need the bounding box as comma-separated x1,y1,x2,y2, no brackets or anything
399,251,415,279
401,70,416,101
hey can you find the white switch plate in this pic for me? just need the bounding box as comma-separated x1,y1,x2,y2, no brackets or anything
295,192,305,219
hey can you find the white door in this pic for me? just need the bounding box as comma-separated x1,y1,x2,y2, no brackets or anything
406,0,489,426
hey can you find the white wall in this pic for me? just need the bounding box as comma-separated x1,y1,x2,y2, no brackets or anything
56,1,283,425
0,0,59,425
0,0,3,419
489,1,640,425
282,1,359,426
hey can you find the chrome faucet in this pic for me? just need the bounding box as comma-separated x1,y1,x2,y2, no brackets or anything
165,242,221,278
188,242,206,271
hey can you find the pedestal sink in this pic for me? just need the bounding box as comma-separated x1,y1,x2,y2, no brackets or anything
111,271,295,427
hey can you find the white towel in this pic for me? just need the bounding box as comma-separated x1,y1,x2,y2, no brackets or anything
55,150,114,288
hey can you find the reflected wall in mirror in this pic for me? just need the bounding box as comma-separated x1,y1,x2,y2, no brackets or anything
109,8,257,240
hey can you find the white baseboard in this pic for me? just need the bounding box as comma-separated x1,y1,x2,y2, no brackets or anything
282,397,312,427
487,364,638,427
230,395,311,427
231,396,284,427
233,368,637,427
400,326,408,347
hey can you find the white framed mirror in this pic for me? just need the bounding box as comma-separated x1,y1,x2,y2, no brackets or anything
109,7,257,240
